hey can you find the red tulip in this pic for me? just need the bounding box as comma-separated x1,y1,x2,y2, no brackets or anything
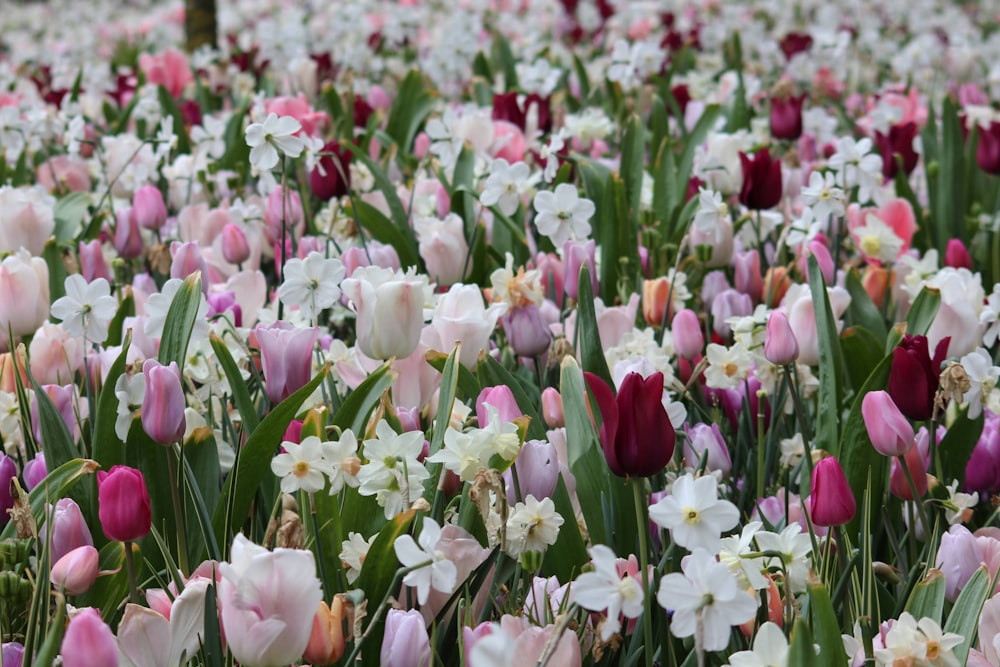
309,141,352,201
584,371,675,477
887,334,949,421
770,94,805,140
739,149,783,210
875,121,919,179
977,121,1000,175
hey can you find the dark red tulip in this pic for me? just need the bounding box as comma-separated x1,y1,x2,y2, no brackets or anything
779,33,813,60
669,84,691,119
584,371,675,477
888,334,949,421
309,141,352,201
492,93,551,134
770,94,805,140
977,121,1000,175
353,96,374,128
739,148,783,210
874,121,919,179
809,457,856,527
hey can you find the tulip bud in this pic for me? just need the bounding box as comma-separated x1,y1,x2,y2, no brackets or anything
711,289,752,339
541,387,564,428
563,239,597,301
381,609,430,667
764,311,799,366
505,439,560,501
304,599,346,665
266,186,305,240
944,239,972,270
114,207,144,259
805,240,835,286
340,267,428,360
476,386,522,426
936,525,980,602
0,455,16,526
887,334,949,421
683,423,732,475
50,545,99,595
78,240,112,282
141,359,186,445
221,223,251,265
642,277,671,326
170,241,209,289
732,250,763,301
862,390,914,456
762,266,791,307
60,608,119,667
22,453,46,490
42,498,93,563
97,466,151,543
809,457,856,527
132,185,168,230
977,121,1000,175
875,122,919,179
309,141,352,201
502,305,552,357
861,266,889,310
701,271,731,311
1,642,24,667
671,309,704,360
254,323,319,404
770,93,805,140
738,148,783,210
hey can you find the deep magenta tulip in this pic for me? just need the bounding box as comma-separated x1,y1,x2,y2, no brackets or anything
875,121,919,179
97,466,151,543
141,359,186,445
887,334,949,421
309,140,352,201
977,121,1000,175
584,371,675,477
770,94,805,140
809,457,856,527
738,148,783,210
944,239,972,270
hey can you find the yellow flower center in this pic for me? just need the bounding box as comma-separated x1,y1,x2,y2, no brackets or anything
293,461,310,478
926,642,940,660
683,507,701,525
860,234,881,258
723,362,739,377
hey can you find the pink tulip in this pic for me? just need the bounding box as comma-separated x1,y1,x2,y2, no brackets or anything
50,545,99,595
889,444,928,501
415,213,468,286
60,608,118,667
221,223,251,265
683,423,732,475
114,207,144,259
541,388,564,428
476,386,522,426
502,305,551,357
562,239,597,301
944,239,972,270
809,457,856,527
764,311,799,366
97,466,151,543
732,249,763,301
22,453,46,490
170,241,209,289
264,94,329,137
78,239,112,282
804,240,835,285
936,525,982,602
132,185,168,230
265,186,305,242
42,498,93,563
711,289,752,339
138,48,193,98
671,309,704,360
0,250,50,351
255,323,319,404
862,390,914,456
35,155,91,193
381,609,430,667
141,359,186,445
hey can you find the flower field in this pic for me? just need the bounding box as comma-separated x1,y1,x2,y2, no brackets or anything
2,0,1000,665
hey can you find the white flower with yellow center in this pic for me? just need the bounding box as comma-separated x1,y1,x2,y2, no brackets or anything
704,343,753,390
570,544,645,641
649,473,740,554
340,531,376,584
427,426,491,482
853,213,903,264
270,436,333,494
489,253,543,309
505,495,564,557
393,518,458,605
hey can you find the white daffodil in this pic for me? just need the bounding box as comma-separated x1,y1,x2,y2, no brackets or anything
532,183,595,247
480,158,530,216
143,278,211,343
472,402,522,461
393,518,458,605
114,372,146,442
703,343,754,390
505,495,564,557
50,275,118,344
427,427,491,483
649,473,740,554
852,213,903,264
244,113,305,171
693,188,729,242
340,531,376,584
357,420,430,519
657,550,757,652
943,480,977,525
725,622,790,667
754,524,813,594
828,136,883,204
981,283,1000,347
719,521,769,591
799,170,846,222
874,612,963,667
270,436,333,494
570,544,645,641
278,251,346,321
321,429,361,495
960,348,1000,419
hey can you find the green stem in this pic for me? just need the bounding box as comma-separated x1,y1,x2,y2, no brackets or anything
756,390,767,502
307,493,331,603
786,365,814,496
632,479,654,667
124,540,140,605
167,449,190,574
899,456,931,543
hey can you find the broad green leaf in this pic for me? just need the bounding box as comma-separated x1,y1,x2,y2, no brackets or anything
788,616,817,664
209,332,259,432
904,286,942,338
331,362,394,435
345,199,421,269
157,273,202,372
841,326,885,394
476,354,546,441
0,459,98,541
845,269,888,345
620,113,645,224
385,70,435,152
425,350,480,401
944,565,991,664
807,580,849,667
42,239,69,305
808,255,846,459
905,568,947,623
542,474,588,583
53,192,91,243
574,264,613,388
428,344,460,457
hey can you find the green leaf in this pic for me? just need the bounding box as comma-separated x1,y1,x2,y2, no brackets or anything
331,362,394,434
492,34,518,89
42,239,69,305
903,286,942,339
845,269,888,346
938,408,984,485
385,70,436,152
91,335,132,470
841,326,885,394
944,565,991,664
212,367,330,547
807,580,849,667
932,97,967,252
620,113,646,224
53,192,91,243
574,264,613,388
32,377,82,477
840,355,892,536
428,345,460,457
425,350,480,401
345,199,421,269
542,474,588,583
156,85,192,154
355,509,416,666
807,255,846,458
209,332,259,433
157,273,203,372
183,428,223,561
0,459,98,541
905,569,946,623
788,617,817,663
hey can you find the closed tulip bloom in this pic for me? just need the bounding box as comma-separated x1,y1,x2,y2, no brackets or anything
935,525,981,602
862,390,914,456
341,266,429,360
732,249,762,301
141,359,186,445
944,239,972,270
977,121,1000,175
22,452,46,490
78,239,111,282
60,608,118,667
170,241,209,287
764,311,799,366
132,185,168,230
380,609,430,667
505,439,560,501
114,207,144,259
890,444,928,501
219,533,323,667
738,148,783,210
97,465,151,542
303,599,346,666
502,305,552,357
541,387,564,428
0,454,16,525
711,289,752,339
1,642,23,667
563,239,598,301
683,423,732,475
642,277,672,326
888,334,949,421
50,545,99,595
255,323,319,404
809,457,856,527
0,250,49,350
43,498,93,563
476,386,522,426
770,93,805,140
671,309,704,360
309,140,352,201
875,121,919,179
221,223,251,265
805,240,835,286
585,371,675,477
